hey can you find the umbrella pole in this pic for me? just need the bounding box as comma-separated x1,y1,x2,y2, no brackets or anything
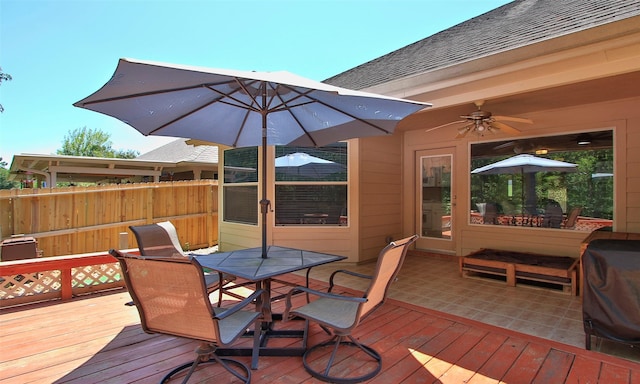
521,170,525,216
259,112,269,258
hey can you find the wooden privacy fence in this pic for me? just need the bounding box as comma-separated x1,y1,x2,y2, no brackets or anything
0,180,219,258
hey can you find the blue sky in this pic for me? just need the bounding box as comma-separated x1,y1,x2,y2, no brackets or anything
0,0,511,164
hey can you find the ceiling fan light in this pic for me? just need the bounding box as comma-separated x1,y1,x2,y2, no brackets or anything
457,126,468,135
577,133,592,145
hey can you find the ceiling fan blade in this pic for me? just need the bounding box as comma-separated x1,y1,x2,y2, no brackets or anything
493,115,533,124
455,123,475,139
491,121,521,135
425,120,467,133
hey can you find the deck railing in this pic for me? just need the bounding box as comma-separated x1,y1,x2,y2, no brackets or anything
0,249,139,308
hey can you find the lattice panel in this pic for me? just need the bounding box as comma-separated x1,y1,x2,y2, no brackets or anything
72,264,122,288
1,263,122,300
1,270,61,299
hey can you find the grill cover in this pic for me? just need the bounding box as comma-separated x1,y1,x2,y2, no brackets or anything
582,239,640,347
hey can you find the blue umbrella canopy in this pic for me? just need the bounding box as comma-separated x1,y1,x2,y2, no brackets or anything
471,154,577,175
275,152,345,179
74,58,429,257
74,58,429,148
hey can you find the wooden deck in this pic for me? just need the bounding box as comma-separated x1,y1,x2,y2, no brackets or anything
1,274,640,384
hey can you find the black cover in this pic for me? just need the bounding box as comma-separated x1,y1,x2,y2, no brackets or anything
582,239,640,348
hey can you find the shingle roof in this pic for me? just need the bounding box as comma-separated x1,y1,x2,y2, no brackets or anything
137,138,218,164
324,0,640,90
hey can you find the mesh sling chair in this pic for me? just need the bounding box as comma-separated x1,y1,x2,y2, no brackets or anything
562,206,582,229
129,221,240,304
283,234,418,383
110,249,263,384
542,200,563,228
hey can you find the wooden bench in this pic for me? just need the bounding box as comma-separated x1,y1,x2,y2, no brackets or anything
460,249,579,295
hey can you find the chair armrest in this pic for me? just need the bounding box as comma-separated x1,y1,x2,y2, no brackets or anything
283,286,366,321
329,269,372,292
214,289,263,320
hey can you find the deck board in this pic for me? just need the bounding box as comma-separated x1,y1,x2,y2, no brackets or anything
1,274,640,384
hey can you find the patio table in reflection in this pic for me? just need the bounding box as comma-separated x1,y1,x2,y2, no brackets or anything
301,213,329,224
194,246,346,368
496,214,543,227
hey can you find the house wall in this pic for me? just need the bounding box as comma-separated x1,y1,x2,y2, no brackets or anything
402,96,640,258
358,134,405,262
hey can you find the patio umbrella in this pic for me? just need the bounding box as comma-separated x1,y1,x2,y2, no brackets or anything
275,152,346,179
471,154,577,214
74,58,429,257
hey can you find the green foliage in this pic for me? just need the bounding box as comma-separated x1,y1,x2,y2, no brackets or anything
114,148,139,159
0,157,19,189
0,67,12,113
57,127,139,158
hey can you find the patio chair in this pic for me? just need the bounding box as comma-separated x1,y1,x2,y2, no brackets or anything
129,221,239,304
283,234,418,383
483,203,498,224
562,206,582,229
109,249,263,384
542,201,563,228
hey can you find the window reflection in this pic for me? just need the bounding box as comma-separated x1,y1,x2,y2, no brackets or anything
224,147,258,225
421,155,452,239
275,143,348,226
470,130,613,231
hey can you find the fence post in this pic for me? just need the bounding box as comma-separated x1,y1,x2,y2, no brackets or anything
61,268,72,300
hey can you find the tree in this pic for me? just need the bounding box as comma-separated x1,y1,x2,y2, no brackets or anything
57,127,139,158
114,148,139,159
0,157,19,189
0,67,12,113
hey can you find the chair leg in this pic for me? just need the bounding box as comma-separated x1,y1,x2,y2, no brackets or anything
217,272,224,306
161,342,251,384
251,316,261,370
302,335,382,384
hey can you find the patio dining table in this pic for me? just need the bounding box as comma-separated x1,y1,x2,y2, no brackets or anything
496,214,543,227
194,246,346,369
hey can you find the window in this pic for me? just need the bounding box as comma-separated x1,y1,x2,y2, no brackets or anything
421,155,452,238
274,143,348,226
223,147,258,225
469,130,613,231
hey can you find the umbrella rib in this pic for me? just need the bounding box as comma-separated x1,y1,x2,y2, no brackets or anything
77,82,235,106
205,81,262,111
148,80,266,137
147,95,258,136
289,88,396,135
232,110,253,147
269,86,320,146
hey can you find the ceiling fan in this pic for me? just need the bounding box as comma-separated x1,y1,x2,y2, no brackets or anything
425,101,533,138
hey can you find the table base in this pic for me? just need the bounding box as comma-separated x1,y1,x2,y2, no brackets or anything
217,314,307,369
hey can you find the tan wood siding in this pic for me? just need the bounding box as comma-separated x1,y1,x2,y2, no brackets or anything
359,135,404,262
